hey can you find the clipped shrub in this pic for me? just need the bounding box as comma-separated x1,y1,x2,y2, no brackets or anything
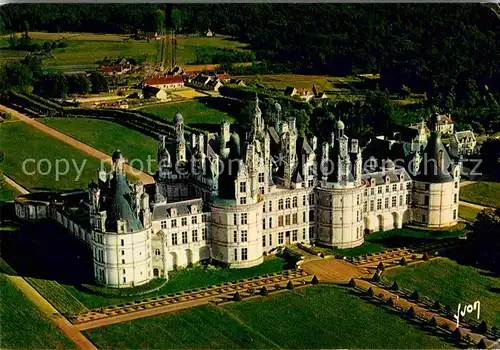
371,272,381,282
432,300,441,310
386,297,394,307
348,278,357,287
260,286,268,296
477,320,488,334
411,290,420,301
377,261,385,271
429,316,438,327
233,292,242,302
366,287,375,297
400,257,408,266
477,339,487,349
391,281,400,291
274,284,281,290
406,306,417,318
286,281,295,290
310,275,319,285
452,327,462,341
422,252,429,261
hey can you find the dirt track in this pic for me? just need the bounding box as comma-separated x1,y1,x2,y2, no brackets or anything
0,104,155,185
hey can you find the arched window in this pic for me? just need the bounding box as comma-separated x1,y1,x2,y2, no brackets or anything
155,248,161,256
278,199,284,210
292,197,298,208
285,198,291,209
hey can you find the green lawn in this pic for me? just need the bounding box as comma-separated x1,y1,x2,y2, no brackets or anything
64,256,289,309
0,181,20,201
40,118,158,174
315,227,467,257
138,99,235,129
460,181,500,208
458,205,482,222
384,258,500,328
0,122,109,191
0,274,75,349
85,285,451,349
236,74,348,90
0,33,249,69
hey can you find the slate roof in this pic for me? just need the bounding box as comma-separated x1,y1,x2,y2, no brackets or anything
152,198,204,220
362,167,412,185
414,132,454,183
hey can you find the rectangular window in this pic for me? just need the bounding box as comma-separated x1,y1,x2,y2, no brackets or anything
370,200,374,211
192,216,197,225
269,201,272,211
309,226,314,239
303,195,306,206
371,188,374,195
357,194,360,205
269,234,272,246
263,219,266,230
392,184,397,191
241,230,248,242
201,228,207,240
424,196,429,206
378,187,382,194
192,230,198,242
278,215,284,227
364,201,368,212
453,209,457,220
455,181,458,189
292,230,298,242
400,183,403,190
160,221,167,229
406,194,411,205
425,184,430,191
171,219,177,228
123,277,126,283
385,197,389,209
202,214,207,222
392,196,397,207
407,182,412,189
262,235,266,247
241,213,248,225
121,239,124,246
181,218,187,226
302,228,306,240
233,214,238,225
182,231,188,244
122,259,125,264
269,217,272,228
234,231,238,243
303,211,306,223
454,193,457,203
234,248,238,261
240,197,247,205
292,213,298,225
258,172,265,183
308,179,314,187
278,232,284,245
241,248,248,261
385,185,389,193
309,210,315,222
172,233,178,246
309,193,314,205
399,195,403,206
377,199,382,210
240,182,246,193
121,250,124,256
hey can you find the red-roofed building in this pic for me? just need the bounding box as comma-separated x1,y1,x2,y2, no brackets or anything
143,75,185,90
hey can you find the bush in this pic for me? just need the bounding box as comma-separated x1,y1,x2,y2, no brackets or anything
366,287,375,297
391,281,400,291
406,306,416,318
400,257,408,266
477,320,488,334
286,281,294,290
432,300,441,310
429,316,438,327
377,261,385,271
386,297,394,307
259,286,268,296
422,252,429,261
232,291,242,302
410,290,420,301
371,272,380,282
348,278,357,287
477,339,487,349
452,327,462,341
310,275,319,285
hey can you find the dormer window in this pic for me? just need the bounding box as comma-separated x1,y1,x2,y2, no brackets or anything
385,175,390,183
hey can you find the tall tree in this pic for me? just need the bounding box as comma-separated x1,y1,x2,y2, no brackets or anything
153,9,166,34
171,8,183,32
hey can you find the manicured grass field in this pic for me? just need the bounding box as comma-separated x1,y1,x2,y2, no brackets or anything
40,118,158,174
235,74,345,90
384,258,500,328
84,285,451,349
0,32,249,69
0,122,107,191
458,205,482,222
315,227,467,257
139,99,235,128
0,273,75,349
64,256,289,309
0,182,20,201
26,277,88,315
460,181,500,208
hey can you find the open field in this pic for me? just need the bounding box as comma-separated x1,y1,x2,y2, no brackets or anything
460,181,500,208
40,118,158,174
235,74,345,90
314,227,467,257
458,205,482,222
0,32,249,69
139,99,235,129
84,285,451,349
0,182,20,201
0,122,107,191
0,273,76,349
384,258,500,328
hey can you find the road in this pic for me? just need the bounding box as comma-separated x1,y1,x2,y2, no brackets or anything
0,104,155,185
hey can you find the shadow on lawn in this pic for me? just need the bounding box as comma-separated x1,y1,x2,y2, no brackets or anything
0,221,94,285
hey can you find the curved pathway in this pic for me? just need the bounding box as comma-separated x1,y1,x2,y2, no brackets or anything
3,175,30,195
0,104,154,185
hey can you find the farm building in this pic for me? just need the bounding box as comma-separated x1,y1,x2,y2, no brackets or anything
143,75,185,90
